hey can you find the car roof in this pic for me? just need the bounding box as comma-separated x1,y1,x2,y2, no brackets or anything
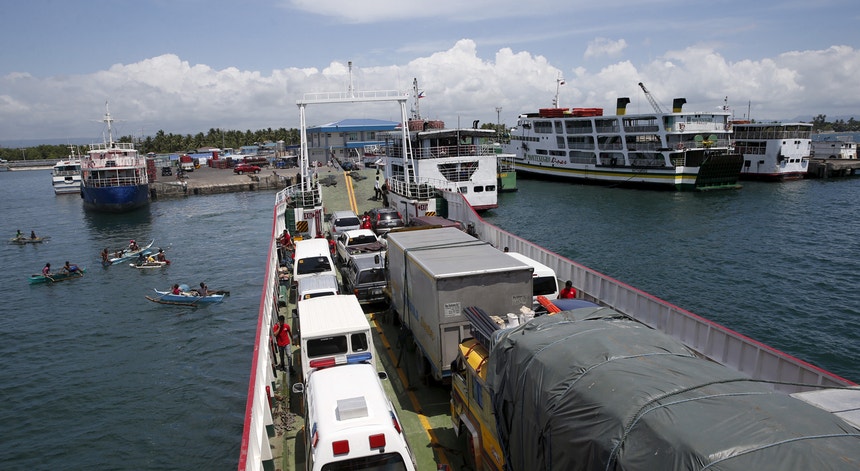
332,210,358,218
342,229,378,239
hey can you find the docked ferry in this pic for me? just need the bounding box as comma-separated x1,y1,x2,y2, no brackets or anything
381,79,503,214
732,121,812,181
51,146,82,194
80,103,150,212
503,90,744,191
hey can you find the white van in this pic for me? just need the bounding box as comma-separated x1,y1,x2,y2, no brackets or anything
293,238,336,285
297,273,339,301
297,294,375,380
294,363,417,471
506,252,559,307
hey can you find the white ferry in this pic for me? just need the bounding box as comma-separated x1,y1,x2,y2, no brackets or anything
51,145,82,194
381,79,501,215
503,85,744,191
732,121,812,181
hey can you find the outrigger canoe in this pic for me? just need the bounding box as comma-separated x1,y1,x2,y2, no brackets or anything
146,289,225,305
130,260,169,269
29,267,86,284
104,240,154,266
10,236,51,244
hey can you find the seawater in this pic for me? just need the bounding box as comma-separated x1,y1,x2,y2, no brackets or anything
2,169,859,469
483,177,860,381
0,169,272,469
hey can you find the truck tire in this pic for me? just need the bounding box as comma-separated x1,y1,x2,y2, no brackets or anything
237,170,244,175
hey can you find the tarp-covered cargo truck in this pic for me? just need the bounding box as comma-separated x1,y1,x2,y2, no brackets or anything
386,227,533,382
451,305,860,471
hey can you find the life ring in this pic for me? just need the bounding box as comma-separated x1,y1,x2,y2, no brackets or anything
679,123,685,131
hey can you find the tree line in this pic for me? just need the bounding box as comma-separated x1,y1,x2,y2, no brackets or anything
0,127,301,161
2,116,858,162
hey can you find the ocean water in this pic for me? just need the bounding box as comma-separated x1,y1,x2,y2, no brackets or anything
2,169,859,470
0,169,273,470
483,177,860,381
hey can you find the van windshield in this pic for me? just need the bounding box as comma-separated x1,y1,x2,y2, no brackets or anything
321,452,408,471
296,256,333,275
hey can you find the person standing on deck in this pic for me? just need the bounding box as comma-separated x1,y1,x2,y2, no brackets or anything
559,280,577,299
374,172,382,200
273,315,293,373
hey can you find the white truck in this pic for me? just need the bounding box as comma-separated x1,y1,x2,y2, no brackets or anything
386,227,533,382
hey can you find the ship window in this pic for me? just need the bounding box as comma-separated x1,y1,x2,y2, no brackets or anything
556,136,566,149
458,186,468,193
474,186,484,193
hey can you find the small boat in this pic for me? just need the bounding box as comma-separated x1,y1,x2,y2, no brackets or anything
29,267,86,284
52,146,83,195
130,260,168,269
146,288,225,305
10,236,51,245
104,240,155,266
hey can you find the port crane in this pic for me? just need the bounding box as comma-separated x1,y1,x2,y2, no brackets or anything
638,81,665,114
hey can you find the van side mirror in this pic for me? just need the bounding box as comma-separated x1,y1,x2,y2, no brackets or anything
291,383,305,394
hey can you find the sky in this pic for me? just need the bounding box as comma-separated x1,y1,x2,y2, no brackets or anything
1,0,859,146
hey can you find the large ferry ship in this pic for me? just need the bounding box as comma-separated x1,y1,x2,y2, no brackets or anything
51,145,82,194
80,103,150,212
238,85,859,471
732,121,812,181
502,83,744,191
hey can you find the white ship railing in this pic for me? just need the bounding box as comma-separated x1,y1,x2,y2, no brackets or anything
239,195,286,471
443,191,856,394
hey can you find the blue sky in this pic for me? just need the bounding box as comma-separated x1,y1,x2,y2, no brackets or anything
1,0,859,144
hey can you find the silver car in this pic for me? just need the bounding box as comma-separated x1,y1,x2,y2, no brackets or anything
330,210,361,238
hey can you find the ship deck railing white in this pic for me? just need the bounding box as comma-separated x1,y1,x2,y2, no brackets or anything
282,182,322,208
388,144,496,160
85,157,146,169
442,191,857,395
84,176,147,187
89,141,136,151
387,178,437,199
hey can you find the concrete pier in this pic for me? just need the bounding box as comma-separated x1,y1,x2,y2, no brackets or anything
807,158,860,178
149,165,294,199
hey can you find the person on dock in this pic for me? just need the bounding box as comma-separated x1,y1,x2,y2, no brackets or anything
559,280,577,299
374,172,382,200
273,315,293,373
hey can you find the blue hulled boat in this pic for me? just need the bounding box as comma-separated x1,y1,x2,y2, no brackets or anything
80,103,150,212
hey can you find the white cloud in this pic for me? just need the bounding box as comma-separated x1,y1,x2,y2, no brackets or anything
1,41,859,142
584,38,628,59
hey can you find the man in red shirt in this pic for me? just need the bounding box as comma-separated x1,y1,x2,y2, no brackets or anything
559,280,577,299
273,315,293,373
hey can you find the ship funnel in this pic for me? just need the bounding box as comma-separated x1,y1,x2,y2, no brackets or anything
672,98,687,113
616,97,631,115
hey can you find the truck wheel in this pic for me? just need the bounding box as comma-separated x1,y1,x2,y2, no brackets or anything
254,169,260,174
237,170,244,175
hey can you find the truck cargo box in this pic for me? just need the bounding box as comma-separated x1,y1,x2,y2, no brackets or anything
387,227,533,381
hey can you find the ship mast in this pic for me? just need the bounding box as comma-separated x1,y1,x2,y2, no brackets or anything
410,78,422,120
552,74,565,108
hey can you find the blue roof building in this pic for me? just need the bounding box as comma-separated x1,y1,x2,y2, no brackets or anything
306,118,399,164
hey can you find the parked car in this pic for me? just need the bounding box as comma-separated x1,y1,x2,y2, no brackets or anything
161,166,173,176
340,253,388,305
368,207,405,235
233,163,261,174
330,210,361,238
335,229,384,265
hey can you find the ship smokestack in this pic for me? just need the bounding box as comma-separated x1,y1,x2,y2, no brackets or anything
672,98,687,113
616,97,631,115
